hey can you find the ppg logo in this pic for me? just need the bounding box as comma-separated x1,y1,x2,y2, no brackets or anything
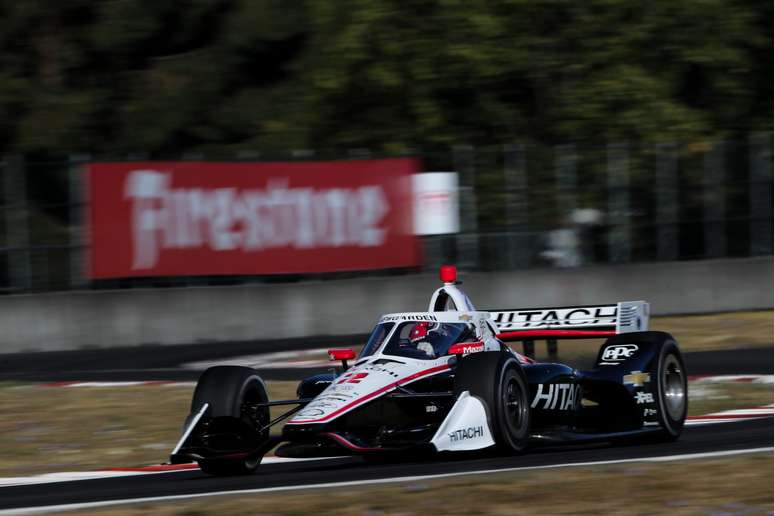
602,344,638,361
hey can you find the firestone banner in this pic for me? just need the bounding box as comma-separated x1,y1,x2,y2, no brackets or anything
87,159,421,278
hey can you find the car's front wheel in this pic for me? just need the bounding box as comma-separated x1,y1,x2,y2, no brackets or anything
188,366,270,476
454,351,531,453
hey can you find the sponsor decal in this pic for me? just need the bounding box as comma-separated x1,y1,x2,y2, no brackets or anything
643,408,657,417
448,343,485,356
336,372,369,384
448,426,484,442
635,392,655,404
426,404,439,413
311,400,341,409
530,383,581,411
380,314,438,322
328,383,357,391
296,408,325,418
623,371,651,387
87,159,421,278
601,344,638,362
492,306,617,330
316,394,354,403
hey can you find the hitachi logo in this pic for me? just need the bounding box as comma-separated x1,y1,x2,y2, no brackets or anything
530,383,581,411
492,307,617,329
448,426,484,442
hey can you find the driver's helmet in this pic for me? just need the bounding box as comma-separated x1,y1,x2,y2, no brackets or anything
409,322,432,343
408,322,438,357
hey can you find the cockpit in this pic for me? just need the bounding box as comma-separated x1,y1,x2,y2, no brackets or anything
359,321,478,360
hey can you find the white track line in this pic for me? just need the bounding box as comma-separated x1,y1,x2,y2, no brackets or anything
3,446,774,515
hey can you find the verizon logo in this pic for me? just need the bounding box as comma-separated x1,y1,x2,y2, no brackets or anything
125,170,390,269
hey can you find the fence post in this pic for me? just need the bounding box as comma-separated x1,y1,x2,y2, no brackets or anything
749,133,772,256
3,154,30,291
503,144,530,268
452,145,480,269
607,142,631,263
703,142,726,259
655,142,679,261
68,154,90,289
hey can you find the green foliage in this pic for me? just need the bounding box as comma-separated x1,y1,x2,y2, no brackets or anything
0,0,770,156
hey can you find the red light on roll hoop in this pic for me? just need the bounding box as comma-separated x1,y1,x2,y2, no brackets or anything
328,349,356,361
439,265,457,284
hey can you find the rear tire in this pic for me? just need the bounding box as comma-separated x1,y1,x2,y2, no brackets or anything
454,352,530,453
190,366,270,476
602,332,688,442
652,340,688,440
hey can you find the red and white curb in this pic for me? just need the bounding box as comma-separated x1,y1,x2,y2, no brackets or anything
686,403,774,425
183,349,333,371
689,374,774,384
0,457,332,487
35,381,195,388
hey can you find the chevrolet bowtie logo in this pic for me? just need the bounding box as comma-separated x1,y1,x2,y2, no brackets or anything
459,314,473,321
623,371,651,387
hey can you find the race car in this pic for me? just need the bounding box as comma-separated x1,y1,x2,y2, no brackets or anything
170,266,688,475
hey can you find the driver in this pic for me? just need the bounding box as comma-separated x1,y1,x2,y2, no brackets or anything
409,322,437,358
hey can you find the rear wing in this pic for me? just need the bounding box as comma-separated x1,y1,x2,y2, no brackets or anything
489,301,649,341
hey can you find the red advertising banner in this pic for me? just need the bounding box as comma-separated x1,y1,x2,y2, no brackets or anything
87,159,421,278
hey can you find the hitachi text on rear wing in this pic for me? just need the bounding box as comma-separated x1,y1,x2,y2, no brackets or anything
489,301,650,357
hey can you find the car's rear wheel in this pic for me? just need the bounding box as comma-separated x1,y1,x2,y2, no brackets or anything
454,351,530,453
652,340,688,440
189,366,270,476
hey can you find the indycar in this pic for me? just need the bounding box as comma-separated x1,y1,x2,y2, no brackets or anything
170,266,688,475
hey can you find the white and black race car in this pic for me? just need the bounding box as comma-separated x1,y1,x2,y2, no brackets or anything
170,266,687,475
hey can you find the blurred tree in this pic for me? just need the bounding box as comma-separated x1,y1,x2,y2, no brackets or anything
0,0,768,156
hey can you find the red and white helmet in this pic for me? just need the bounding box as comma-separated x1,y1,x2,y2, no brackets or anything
409,322,432,343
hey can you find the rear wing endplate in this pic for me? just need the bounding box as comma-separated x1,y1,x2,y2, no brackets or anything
490,301,649,341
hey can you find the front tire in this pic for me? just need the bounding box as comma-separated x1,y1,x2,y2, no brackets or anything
189,366,270,476
454,352,531,453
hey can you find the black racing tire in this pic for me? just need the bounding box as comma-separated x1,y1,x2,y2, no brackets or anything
453,351,530,453
190,366,270,476
651,340,688,441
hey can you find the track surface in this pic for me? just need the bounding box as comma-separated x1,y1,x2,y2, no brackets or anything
2,342,774,512
2,339,774,382
1,417,773,512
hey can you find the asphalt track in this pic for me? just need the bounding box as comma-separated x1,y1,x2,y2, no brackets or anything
1,343,774,512
2,338,774,382
1,417,773,513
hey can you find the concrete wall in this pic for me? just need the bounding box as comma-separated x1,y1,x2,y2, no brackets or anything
2,256,772,353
